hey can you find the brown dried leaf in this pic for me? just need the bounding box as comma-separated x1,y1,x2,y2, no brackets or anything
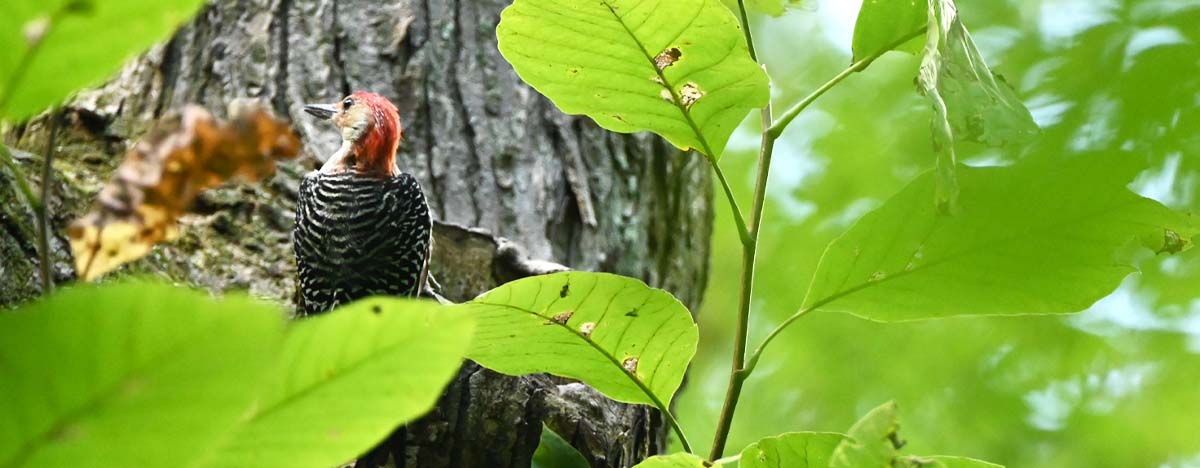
68,101,301,281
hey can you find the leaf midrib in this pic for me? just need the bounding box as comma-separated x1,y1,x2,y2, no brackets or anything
3,309,257,468
473,300,671,408
802,188,1153,317
597,0,719,157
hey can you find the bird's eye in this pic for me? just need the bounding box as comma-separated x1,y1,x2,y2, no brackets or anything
342,98,354,109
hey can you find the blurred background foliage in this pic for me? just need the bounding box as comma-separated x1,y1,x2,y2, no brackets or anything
676,0,1200,467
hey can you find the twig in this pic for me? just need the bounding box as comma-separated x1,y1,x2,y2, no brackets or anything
708,1,775,458
38,109,60,294
705,14,929,460
0,144,41,213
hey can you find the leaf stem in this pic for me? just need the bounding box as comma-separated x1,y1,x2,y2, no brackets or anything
767,26,927,140
706,21,928,462
473,300,694,453
0,144,41,214
708,1,776,458
735,0,759,62
709,157,752,246
707,111,776,461
38,109,60,294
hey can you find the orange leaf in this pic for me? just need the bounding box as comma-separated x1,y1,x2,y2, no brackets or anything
68,100,301,281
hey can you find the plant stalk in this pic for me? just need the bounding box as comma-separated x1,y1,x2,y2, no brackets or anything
706,16,928,460
38,109,60,294
708,104,776,461
0,144,40,213
708,0,775,459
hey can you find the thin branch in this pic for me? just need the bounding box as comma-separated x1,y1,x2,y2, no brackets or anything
38,108,60,294
706,22,929,462
709,156,752,246
0,144,41,213
708,0,775,458
768,27,927,139
735,0,759,62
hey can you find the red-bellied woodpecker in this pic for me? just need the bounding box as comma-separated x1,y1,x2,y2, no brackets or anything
294,91,431,316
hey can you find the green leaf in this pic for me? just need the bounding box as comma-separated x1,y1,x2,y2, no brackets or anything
0,0,206,121
462,272,698,407
830,401,903,468
198,298,473,468
722,0,813,17
496,0,769,158
632,452,710,468
801,152,1198,322
532,424,589,468
734,404,1008,468
852,0,927,61
0,281,284,468
917,0,1039,210
921,456,1005,468
739,432,849,468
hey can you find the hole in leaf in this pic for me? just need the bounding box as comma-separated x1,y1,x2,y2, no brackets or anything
654,47,681,70
679,82,704,109
545,311,573,325
622,356,639,374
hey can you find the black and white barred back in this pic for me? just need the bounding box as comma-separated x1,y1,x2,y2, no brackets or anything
293,171,432,315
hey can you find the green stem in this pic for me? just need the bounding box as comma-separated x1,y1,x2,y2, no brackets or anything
708,1,776,459
38,109,60,294
735,0,759,62
768,27,926,140
709,157,752,246
706,22,928,461
0,144,41,212
744,279,867,376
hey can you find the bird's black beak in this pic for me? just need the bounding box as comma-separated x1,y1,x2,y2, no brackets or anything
303,103,337,120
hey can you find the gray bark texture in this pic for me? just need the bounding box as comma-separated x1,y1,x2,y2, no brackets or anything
0,0,713,466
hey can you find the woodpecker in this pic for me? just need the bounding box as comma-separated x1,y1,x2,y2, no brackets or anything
294,91,432,316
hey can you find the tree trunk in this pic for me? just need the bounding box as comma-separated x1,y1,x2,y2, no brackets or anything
0,0,713,466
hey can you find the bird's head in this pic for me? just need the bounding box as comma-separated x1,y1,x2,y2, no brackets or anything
303,91,402,177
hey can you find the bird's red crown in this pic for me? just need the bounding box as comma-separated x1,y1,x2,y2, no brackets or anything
350,91,403,176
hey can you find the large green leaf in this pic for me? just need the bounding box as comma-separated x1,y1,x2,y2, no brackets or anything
496,0,769,158
0,281,283,468
917,0,1039,209
801,152,1197,322
852,0,927,61
728,404,1004,468
739,432,848,468
631,452,711,468
830,402,902,467
462,272,697,407
0,0,206,121
722,0,812,17
197,298,473,468
921,456,1004,468
532,424,589,468
829,402,1007,468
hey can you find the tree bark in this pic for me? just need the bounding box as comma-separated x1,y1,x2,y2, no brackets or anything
0,0,713,466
